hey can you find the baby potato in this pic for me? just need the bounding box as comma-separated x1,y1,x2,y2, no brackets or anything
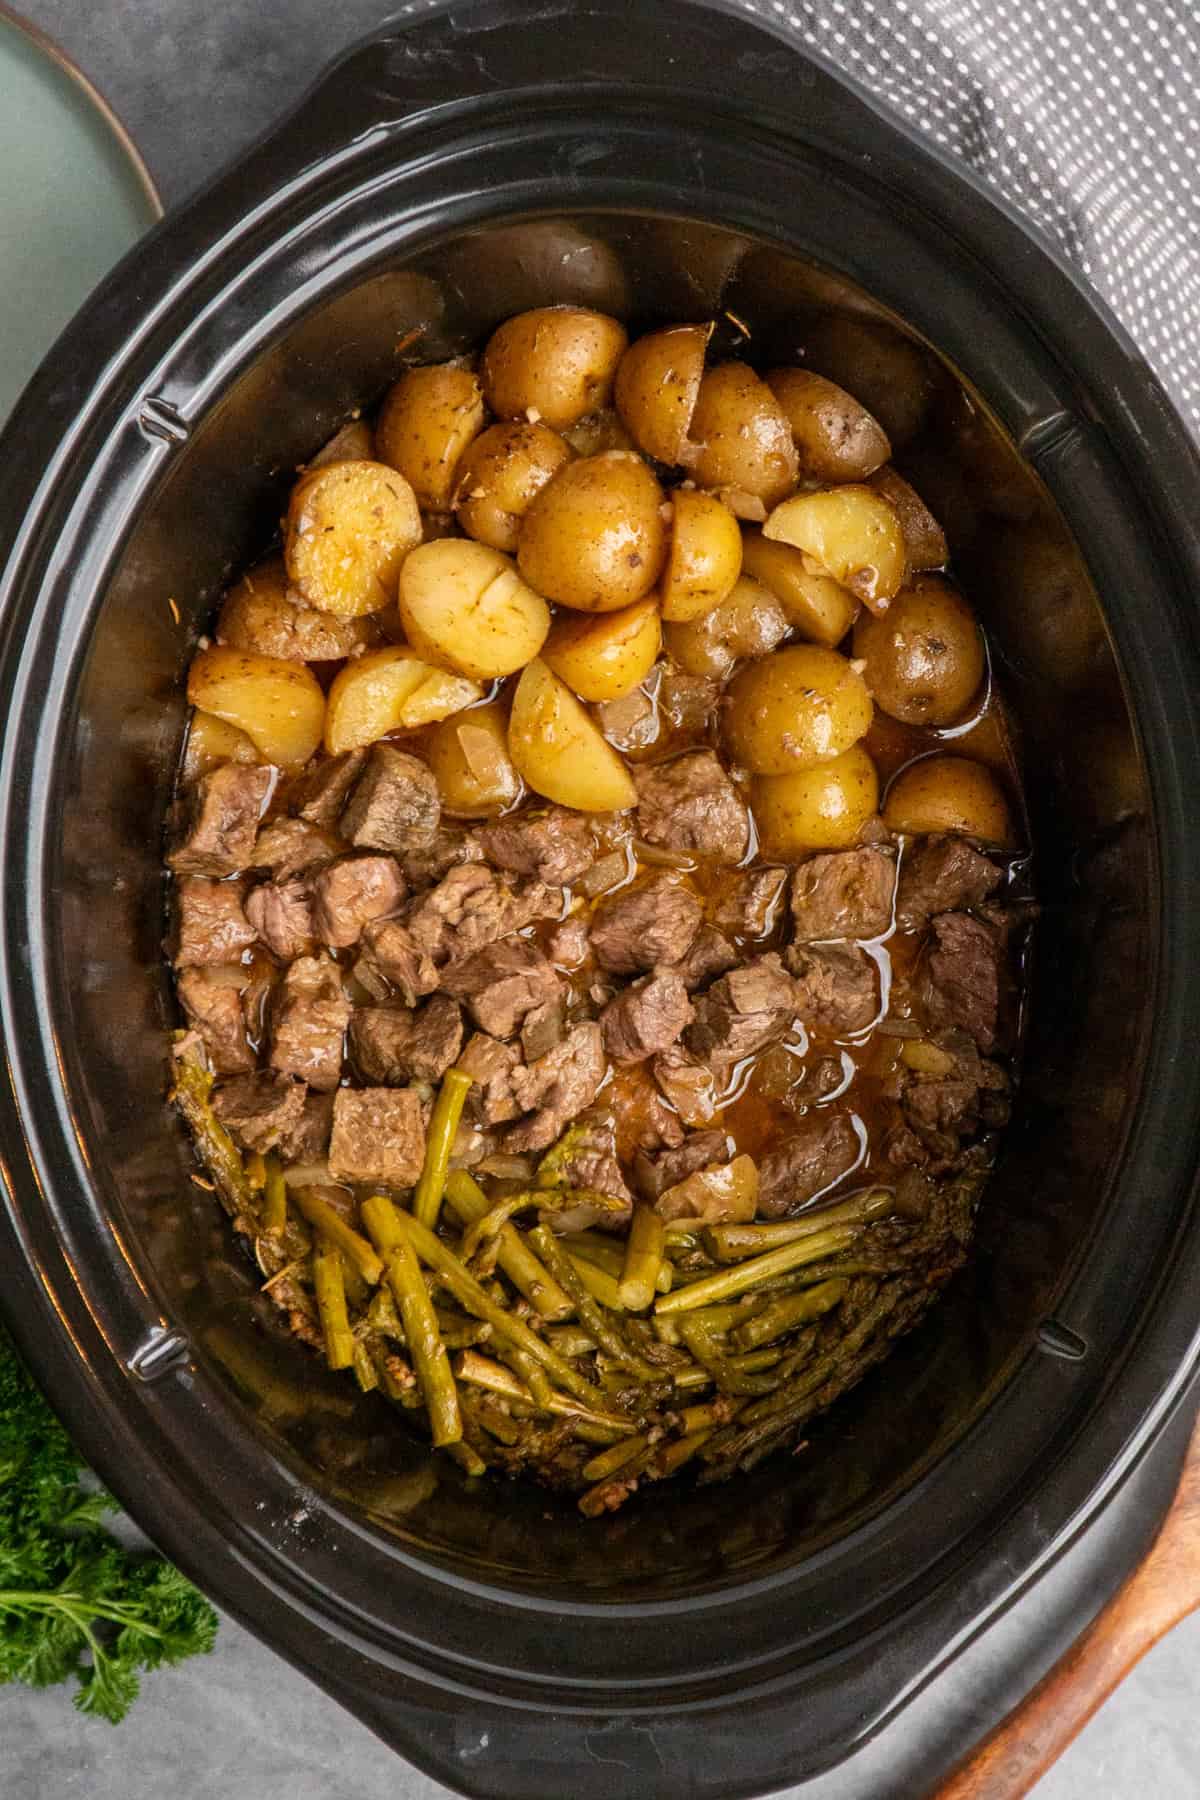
802,315,935,450
690,362,799,511
518,451,667,612
324,646,480,754
426,701,520,817
664,574,787,680
454,420,574,553
561,409,635,457
883,754,1015,847
216,555,377,662
542,595,661,703
868,466,948,572
285,459,421,618
508,659,637,812
182,709,260,780
724,644,873,775
376,363,486,511
187,646,325,768
739,530,856,648
765,368,891,483
752,744,879,856
764,484,905,613
481,306,628,432
398,539,551,679
307,418,376,467
853,575,984,726
614,323,709,466
660,489,743,623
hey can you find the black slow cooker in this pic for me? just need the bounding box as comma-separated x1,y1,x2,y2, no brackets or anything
3,4,1200,1795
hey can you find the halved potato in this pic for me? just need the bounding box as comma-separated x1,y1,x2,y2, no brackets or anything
481,306,628,431
689,363,798,511
518,451,666,612
801,315,934,450
217,555,377,661
664,574,787,680
542,596,661,702
454,420,574,553
765,368,890,483
182,708,260,780
883,754,1015,847
508,659,637,811
752,745,879,856
426,701,520,817
724,644,873,775
398,540,551,679
284,460,422,617
868,466,948,572
324,646,481,755
660,489,743,623
739,529,857,648
561,408,636,457
187,647,325,768
763,484,905,613
376,363,486,511
614,323,709,465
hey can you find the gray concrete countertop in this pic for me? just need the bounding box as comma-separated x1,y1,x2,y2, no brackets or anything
5,2,1199,1795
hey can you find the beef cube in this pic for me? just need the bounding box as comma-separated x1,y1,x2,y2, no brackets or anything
639,1089,687,1151
594,686,657,752
268,954,351,1091
685,953,797,1070
399,824,485,890
653,1047,719,1126
358,918,440,1007
896,836,1002,930
590,876,702,974
756,1112,862,1217
505,1022,607,1153
521,998,565,1063
245,877,317,961
479,807,595,885
673,924,738,992
920,912,1003,1051
790,848,896,943
633,750,750,863
896,1032,1011,1166
311,854,406,949
175,877,258,968
339,745,441,854
175,968,255,1074
328,1088,426,1188
168,763,276,877
548,913,591,969
633,1128,731,1201
441,937,563,1039
294,751,366,828
602,969,694,1065
657,668,723,735
457,1032,524,1125
278,1091,335,1164
536,1107,632,1232
712,867,788,940
408,863,558,965
787,943,879,1037
252,817,340,880
212,1071,306,1154
350,994,463,1085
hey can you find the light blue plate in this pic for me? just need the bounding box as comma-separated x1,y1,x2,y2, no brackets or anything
0,5,161,426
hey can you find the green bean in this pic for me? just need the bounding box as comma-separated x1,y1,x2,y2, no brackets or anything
351,1339,380,1393
544,1325,596,1359
413,1067,473,1229
568,1252,625,1311
684,1301,766,1335
443,1169,573,1321
362,1199,462,1446
649,1428,713,1479
531,1225,663,1381
736,1285,905,1431
454,1351,635,1437
581,1435,650,1483
618,1207,665,1312
497,1341,554,1410
446,1440,488,1477
731,1279,850,1350
262,1153,288,1237
171,1055,255,1220
704,1191,892,1262
312,1244,356,1371
291,1189,383,1286
655,1225,859,1314
678,1318,784,1396
563,1233,625,1278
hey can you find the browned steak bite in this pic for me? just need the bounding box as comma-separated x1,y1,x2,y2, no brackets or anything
407,863,559,965
328,1087,426,1187
756,1112,862,1217
311,854,406,948
478,807,596,885
602,968,694,1065
919,912,1003,1051
350,994,464,1085
441,938,562,1039
672,924,738,992
712,867,789,941
211,1070,307,1155
504,1022,607,1152
520,997,565,1063
268,954,351,1091
537,1107,633,1231
633,1128,731,1201
294,750,366,827
547,913,591,969
886,1031,1010,1170
787,943,879,1037
633,750,750,862
398,824,485,891
168,763,276,877
245,877,317,961
279,1091,335,1163
895,835,1002,930
174,876,258,967
457,1031,524,1125
175,968,256,1074
590,876,702,974
339,745,441,854
653,1047,719,1126
685,953,797,1070
358,918,439,1007
657,668,723,736
252,817,340,880
790,848,896,943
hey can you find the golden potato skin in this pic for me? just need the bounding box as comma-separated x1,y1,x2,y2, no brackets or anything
481,306,628,431
187,646,326,767
614,324,708,466
853,575,984,726
453,420,573,553
324,647,480,754
376,363,486,511
868,466,948,572
724,644,873,775
517,450,667,612
664,574,788,680
542,596,661,702
752,745,879,856
508,659,637,812
217,556,377,661
284,459,421,618
689,362,799,510
561,408,635,457
660,489,743,623
426,701,520,817
398,540,550,680
802,315,934,450
739,530,856,648
764,484,906,613
183,710,260,780
765,368,890,483
883,754,1015,846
